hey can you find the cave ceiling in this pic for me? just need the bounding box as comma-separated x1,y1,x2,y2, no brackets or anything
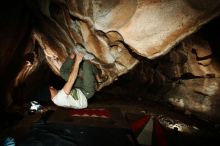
1,0,220,107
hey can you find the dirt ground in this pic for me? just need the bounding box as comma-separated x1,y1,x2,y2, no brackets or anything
0,87,220,146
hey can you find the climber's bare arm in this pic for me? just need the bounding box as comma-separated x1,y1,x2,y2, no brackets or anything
63,52,84,94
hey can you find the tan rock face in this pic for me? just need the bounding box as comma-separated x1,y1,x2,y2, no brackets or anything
167,78,220,122
23,0,220,90
157,34,220,79
181,35,220,77
90,0,220,58
1,0,220,106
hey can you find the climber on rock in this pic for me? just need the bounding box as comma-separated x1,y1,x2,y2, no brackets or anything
49,45,98,109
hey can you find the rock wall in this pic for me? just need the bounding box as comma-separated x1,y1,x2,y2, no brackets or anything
1,0,220,108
